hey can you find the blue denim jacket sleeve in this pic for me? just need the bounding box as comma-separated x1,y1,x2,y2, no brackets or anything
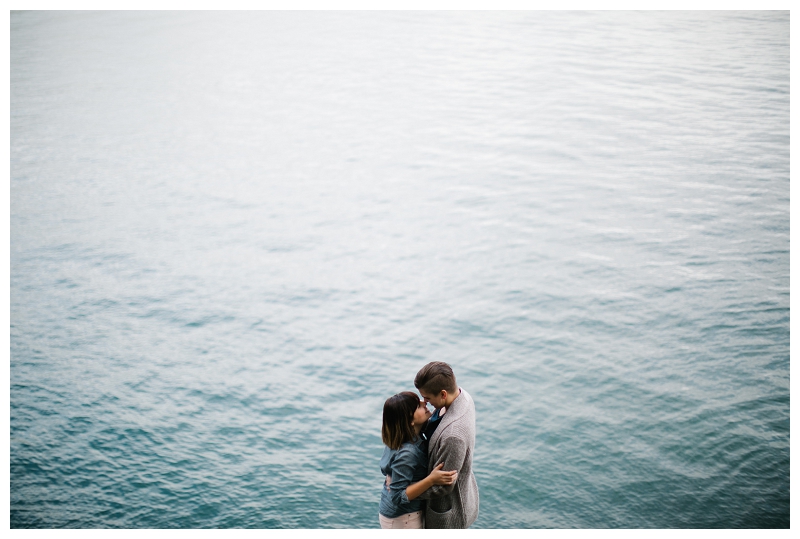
388,444,425,507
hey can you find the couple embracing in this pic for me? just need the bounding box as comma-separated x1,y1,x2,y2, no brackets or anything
378,362,479,529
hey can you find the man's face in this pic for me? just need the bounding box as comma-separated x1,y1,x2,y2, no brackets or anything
419,388,447,410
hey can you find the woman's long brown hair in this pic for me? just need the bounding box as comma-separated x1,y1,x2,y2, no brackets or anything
381,391,420,450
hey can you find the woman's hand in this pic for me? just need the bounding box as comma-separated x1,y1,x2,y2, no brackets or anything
429,462,458,486
405,464,458,501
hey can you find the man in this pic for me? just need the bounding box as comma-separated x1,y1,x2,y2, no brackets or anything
414,361,479,529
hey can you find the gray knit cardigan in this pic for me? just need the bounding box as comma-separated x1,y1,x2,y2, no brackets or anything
418,387,479,528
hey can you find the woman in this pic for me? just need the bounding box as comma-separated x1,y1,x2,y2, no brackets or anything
379,391,458,529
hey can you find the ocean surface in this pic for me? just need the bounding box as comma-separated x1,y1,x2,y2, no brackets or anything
10,11,789,528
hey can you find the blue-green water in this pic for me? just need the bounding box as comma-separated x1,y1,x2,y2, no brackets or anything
10,11,789,528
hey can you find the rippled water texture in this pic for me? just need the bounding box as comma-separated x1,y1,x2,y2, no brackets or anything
10,11,789,528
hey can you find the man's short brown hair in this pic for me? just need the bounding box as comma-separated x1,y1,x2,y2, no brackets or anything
414,361,458,394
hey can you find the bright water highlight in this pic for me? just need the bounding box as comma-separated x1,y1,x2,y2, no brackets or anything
10,11,789,528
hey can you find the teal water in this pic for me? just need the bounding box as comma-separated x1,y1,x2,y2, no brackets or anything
10,11,789,528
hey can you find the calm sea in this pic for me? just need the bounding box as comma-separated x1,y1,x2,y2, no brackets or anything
10,11,789,528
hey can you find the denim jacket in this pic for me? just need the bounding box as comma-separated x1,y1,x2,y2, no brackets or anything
378,435,428,518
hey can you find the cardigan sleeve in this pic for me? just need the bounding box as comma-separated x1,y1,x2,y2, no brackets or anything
416,434,467,500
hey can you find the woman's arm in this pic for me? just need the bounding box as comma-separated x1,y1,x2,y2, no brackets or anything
389,451,458,507
405,463,458,501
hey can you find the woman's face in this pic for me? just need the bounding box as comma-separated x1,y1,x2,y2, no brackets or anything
412,399,433,427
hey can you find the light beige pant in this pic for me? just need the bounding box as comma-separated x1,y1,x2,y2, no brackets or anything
379,510,425,529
